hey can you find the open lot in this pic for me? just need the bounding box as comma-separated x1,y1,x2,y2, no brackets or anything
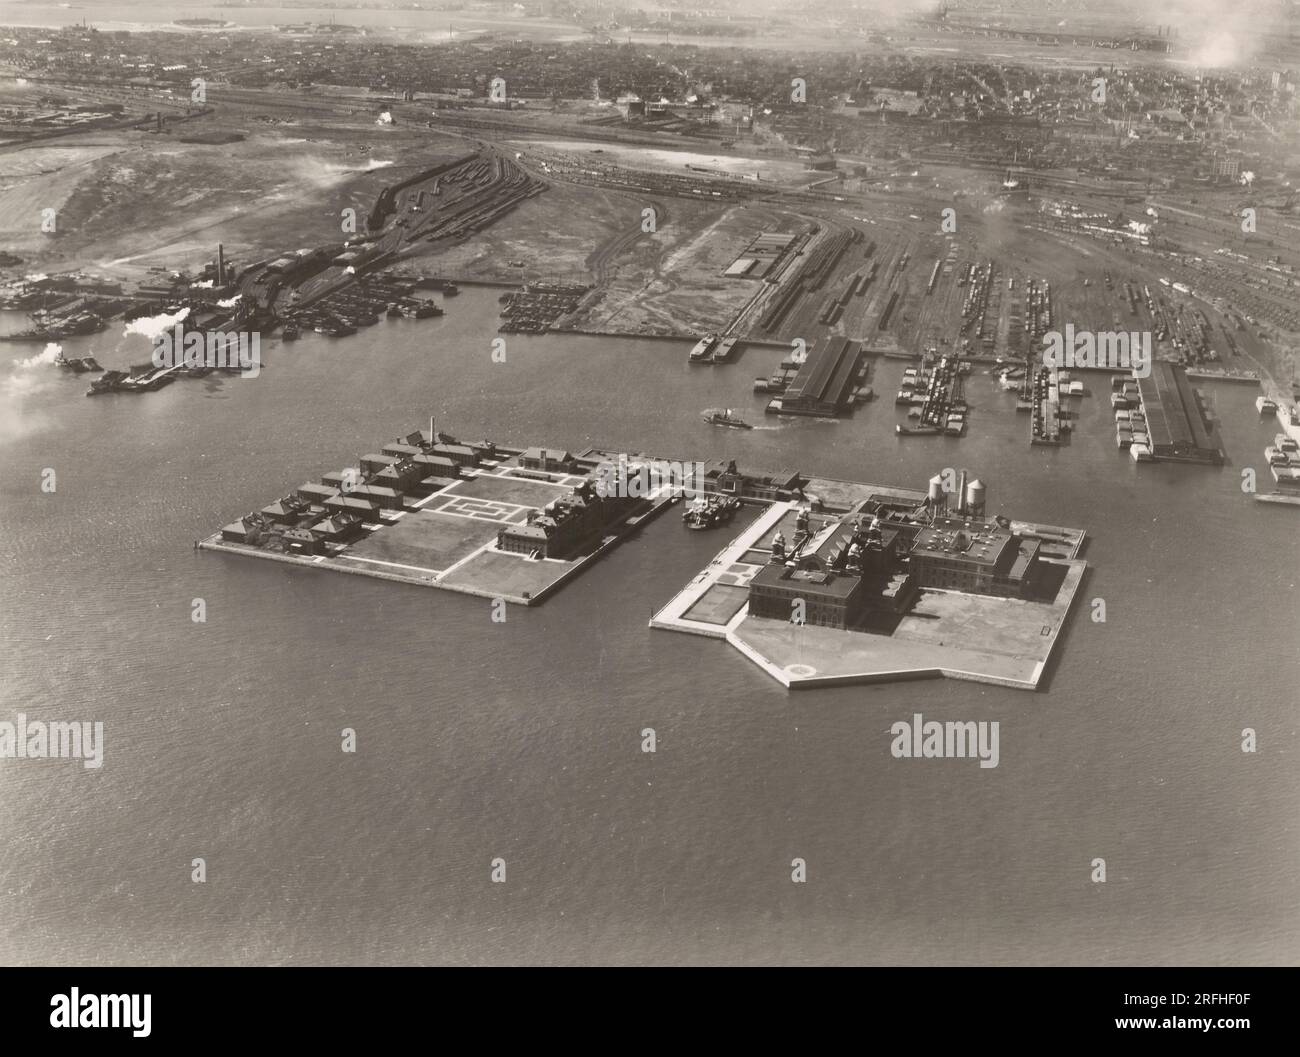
730,559,1086,691
342,508,502,573
442,472,569,509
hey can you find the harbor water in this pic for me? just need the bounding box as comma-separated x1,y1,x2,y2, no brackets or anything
1,287,1297,965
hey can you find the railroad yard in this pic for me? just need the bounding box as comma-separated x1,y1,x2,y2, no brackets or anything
3,13,1299,433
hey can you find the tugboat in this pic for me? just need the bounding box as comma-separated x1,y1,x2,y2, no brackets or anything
54,350,103,373
702,407,753,429
86,370,128,396
282,322,300,341
682,494,740,530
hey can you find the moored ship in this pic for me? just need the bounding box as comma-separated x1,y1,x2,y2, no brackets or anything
712,336,739,362
689,333,718,363
0,310,106,343
682,494,740,530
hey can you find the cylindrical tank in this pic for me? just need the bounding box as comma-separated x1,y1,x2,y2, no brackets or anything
927,473,945,504
965,478,986,517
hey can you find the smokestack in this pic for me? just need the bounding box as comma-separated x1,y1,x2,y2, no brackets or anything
957,469,967,515
217,244,225,286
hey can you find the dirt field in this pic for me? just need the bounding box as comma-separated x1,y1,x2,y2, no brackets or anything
0,99,487,280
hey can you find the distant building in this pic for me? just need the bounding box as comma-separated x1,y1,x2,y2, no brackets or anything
908,516,1040,598
296,483,341,505
312,514,364,545
345,484,404,511
496,480,605,560
701,459,804,501
371,461,426,492
520,447,577,474
221,516,260,543
748,523,869,628
748,515,917,628
324,494,382,521
360,453,399,475
411,453,460,482
261,496,309,524
282,527,322,556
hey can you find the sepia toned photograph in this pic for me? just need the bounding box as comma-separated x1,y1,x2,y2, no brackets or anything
1,0,1297,985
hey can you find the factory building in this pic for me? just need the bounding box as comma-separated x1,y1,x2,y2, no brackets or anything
906,473,1038,598
907,516,1041,598
744,470,1039,630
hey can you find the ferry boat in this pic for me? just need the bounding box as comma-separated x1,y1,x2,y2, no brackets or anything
688,333,718,363
702,408,753,429
682,494,739,530
1257,396,1278,415
712,336,739,363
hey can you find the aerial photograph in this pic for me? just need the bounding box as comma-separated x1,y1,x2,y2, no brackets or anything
0,0,1297,992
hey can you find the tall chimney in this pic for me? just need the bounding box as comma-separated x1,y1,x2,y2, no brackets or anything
217,243,225,285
